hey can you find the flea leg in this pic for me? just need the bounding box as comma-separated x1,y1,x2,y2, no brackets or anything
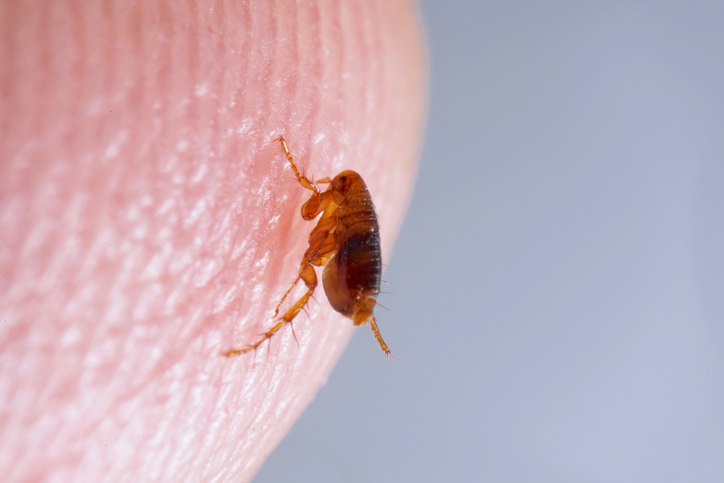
276,137,332,191
222,261,321,357
369,317,393,361
222,137,339,357
222,219,336,357
352,299,393,361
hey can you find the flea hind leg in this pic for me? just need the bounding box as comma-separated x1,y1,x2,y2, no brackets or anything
222,227,336,357
221,263,318,357
271,215,336,319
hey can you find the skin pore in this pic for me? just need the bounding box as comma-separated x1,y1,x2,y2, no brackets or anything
1,1,426,481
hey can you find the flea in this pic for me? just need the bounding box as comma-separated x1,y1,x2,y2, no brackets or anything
223,137,391,359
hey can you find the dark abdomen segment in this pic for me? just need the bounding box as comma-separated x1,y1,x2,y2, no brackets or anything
322,224,381,317
339,229,381,295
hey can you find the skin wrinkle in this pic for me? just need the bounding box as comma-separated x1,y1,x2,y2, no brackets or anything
0,1,425,481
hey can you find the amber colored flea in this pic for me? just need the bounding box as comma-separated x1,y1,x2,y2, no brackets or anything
223,137,391,360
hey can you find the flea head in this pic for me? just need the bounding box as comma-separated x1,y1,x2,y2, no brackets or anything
331,170,364,195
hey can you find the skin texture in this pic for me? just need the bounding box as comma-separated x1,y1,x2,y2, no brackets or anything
0,1,426,482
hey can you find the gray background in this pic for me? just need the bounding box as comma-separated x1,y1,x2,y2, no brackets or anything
255,2,724,482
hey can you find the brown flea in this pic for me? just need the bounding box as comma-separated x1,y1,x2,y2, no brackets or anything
223,136,392,360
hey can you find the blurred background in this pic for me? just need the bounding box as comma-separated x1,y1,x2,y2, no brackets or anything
255,2,724,482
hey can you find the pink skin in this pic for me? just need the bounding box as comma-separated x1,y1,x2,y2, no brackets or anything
0,1,426,481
